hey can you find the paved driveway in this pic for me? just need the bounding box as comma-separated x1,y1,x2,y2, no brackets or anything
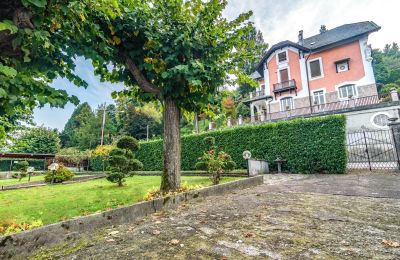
33,173,400,259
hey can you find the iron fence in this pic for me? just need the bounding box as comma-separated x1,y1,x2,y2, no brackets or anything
346,129,400,170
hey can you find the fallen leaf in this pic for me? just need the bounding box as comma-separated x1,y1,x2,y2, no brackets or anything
382,239,400,248
106,238,115,242
109,231,119,236
152,230,161,235
244,232,256,238
168,239,180,245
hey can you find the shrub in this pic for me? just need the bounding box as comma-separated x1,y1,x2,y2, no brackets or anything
136,115,347,174
143,182,203,201
12,161,29,181
195,137,236,185
0,219,43,235
106,136,143,186
44,165,75,183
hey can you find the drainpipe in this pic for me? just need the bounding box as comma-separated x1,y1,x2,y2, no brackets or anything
304,49,314,115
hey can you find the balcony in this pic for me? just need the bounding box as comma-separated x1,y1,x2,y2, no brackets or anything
273,79,297,97
247,90,269,102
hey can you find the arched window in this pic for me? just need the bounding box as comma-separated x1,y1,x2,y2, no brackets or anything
339,84,356,98
371,113,390,128
280,97,294,111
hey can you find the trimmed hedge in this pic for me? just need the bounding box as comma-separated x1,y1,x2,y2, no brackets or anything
135,115,347,174
0,159,47,172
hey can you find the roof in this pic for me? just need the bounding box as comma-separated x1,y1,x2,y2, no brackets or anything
0,153,55,159
250,71,262,80
302,21,380,50
255,21,380,75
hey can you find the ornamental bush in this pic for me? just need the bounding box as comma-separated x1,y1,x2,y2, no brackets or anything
44,165,75,183
11,161,29,181
195,137,236,184
106,136,143,186
136,115,347,174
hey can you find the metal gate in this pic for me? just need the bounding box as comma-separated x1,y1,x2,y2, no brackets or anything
347,129,400,170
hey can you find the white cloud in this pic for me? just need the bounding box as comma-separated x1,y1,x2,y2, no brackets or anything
225,0,400,49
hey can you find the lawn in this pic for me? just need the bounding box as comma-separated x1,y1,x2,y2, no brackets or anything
0,175,45,186
0,176,240,229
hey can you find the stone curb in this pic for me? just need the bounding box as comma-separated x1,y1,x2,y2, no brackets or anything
0,175,264,258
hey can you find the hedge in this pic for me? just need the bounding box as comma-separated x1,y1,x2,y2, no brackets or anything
0,159,47,172
135,115,347,174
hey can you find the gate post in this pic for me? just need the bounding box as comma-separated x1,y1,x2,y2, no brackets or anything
388,119,400,171
362,130,372,171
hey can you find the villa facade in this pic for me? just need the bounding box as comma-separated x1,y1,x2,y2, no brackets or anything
244,21,400,130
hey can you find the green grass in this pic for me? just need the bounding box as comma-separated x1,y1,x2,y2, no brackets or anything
0,173,91,186
0,175,45,186
0,176,240,227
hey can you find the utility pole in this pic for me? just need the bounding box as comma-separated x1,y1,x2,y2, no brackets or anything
146,125,149,141
100,102,106,146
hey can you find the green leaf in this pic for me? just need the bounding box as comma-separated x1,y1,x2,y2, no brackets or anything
0,88,7,98
161,72,169,79
22,0,47,8
0,20,18,34
0,64,17,78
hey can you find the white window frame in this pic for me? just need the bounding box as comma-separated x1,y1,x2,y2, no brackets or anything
338,84,357,99
370,112,391,129
277,67,291,83
312,89,326,105
280,97,294,111
276,49,289,65
308,57,324,80
336,60,349,73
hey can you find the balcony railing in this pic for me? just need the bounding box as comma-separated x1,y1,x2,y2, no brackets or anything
273,79,296,93
250,94,390,123
248,90,267,100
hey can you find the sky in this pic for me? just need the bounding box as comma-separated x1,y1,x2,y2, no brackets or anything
33,0,400,130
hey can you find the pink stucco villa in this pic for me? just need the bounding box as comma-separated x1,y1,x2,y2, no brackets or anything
245,21,400,129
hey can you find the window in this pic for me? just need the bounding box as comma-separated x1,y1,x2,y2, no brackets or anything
309,59,323,78
372,113,390,128
313,90,325,105
278,51,287,62
335,59,350,73
280,97,294,111
339,84,356,98
279,68,289,82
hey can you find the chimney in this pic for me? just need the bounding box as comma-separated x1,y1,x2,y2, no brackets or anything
298,30,304,45
320,25,327,34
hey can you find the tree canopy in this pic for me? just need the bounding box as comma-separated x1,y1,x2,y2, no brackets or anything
10,126,60,154
373,42,400,86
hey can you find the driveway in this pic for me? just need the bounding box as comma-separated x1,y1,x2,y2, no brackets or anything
32,173,400,259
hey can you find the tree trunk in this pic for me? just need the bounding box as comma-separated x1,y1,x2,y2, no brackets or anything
160,98,181,192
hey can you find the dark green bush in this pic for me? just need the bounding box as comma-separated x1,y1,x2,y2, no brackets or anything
106,136,143,186
44,165,75,183
136,115,347,174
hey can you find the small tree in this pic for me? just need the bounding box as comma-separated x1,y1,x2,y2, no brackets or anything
195,137,236,185
12,161,29,182
107,136,143,186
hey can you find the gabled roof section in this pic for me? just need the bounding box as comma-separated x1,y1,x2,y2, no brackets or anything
254,21,380,76
255,40,309,74
303,21,381,50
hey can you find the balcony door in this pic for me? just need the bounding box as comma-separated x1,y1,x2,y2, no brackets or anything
279,68,289,83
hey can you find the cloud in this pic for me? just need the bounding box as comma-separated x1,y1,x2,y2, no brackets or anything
225,0,400,49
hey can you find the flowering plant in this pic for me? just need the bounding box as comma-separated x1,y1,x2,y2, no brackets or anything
195,137,236,184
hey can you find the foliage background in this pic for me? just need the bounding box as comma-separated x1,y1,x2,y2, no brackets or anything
136,115,347,174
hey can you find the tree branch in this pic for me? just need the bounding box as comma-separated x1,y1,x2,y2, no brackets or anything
122,53,161,95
